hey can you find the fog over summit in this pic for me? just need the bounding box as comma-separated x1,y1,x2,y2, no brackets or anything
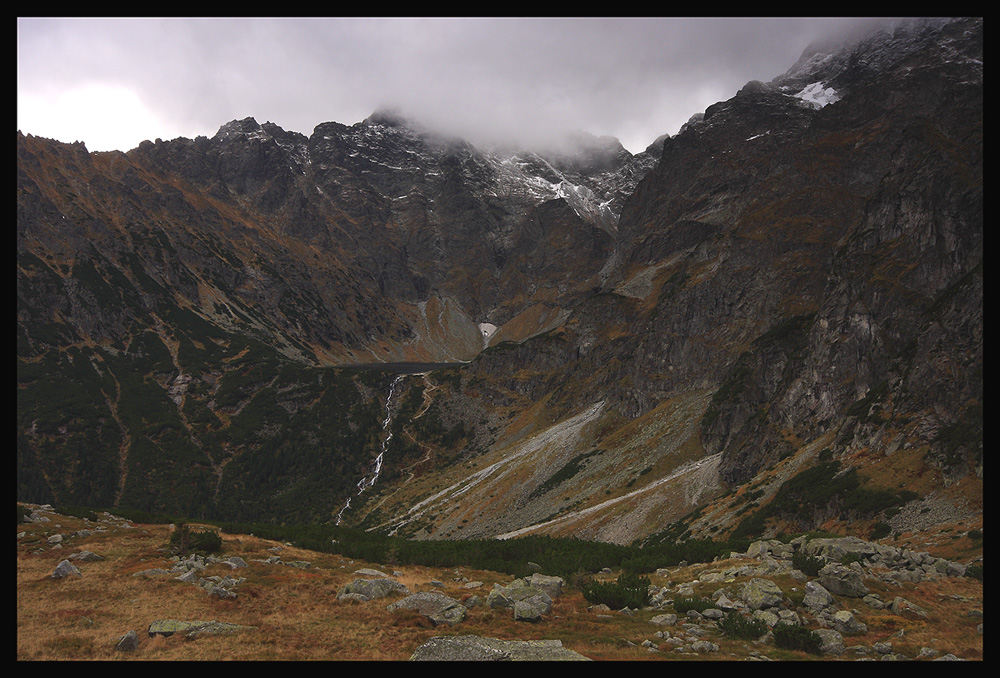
17,17,901,155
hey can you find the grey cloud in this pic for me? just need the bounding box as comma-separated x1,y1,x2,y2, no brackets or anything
18,17,900,154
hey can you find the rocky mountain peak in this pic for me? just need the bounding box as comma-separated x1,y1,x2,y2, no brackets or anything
363,106,421,130
773,17,980,95
213,116,265,141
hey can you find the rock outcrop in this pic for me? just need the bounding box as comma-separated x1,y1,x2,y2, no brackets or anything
409,635,591,661
386,591,467,626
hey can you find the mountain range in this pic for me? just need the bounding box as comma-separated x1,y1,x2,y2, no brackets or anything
17,17,982,547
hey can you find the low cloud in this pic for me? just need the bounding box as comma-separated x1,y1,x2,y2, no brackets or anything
17,18,899,154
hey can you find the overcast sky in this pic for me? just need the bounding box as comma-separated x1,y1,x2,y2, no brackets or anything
17,17,897,155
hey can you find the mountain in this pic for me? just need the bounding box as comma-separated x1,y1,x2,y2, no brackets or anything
17,18,981,548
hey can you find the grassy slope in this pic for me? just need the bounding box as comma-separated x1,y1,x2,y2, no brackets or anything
17,505,983,661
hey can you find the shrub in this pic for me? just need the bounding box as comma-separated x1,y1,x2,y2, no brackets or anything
838,552,862,566
673,596,715,614
965,564,983,581
718,613,769,640
55,505,99,521
170,522,223,554
792,552,825,577
773,624,822,654
582,572,650,610
191,529,223,553
871,521,892,540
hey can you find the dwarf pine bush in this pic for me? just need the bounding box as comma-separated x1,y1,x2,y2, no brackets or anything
718,613,769,640
673,596,715,613
582,572,650,610
170,522,223,554
773,623,822,654
792,552,825,577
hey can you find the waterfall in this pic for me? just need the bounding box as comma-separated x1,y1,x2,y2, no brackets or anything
335,374,405,525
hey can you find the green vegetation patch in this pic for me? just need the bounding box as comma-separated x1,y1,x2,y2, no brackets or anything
673,596,715,613
731,460,918,539
718,613,769,640
773,624,822,654
582,572,651,610
529,449,604,499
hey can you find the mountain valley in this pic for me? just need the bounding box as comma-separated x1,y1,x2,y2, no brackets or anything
17,16,981,565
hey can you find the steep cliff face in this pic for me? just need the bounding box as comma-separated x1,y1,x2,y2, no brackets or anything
389,17,981,542
562,18,982,477
16,18,981,541
693,17,983,485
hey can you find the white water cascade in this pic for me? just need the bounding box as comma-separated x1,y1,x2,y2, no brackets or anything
335,374,405,525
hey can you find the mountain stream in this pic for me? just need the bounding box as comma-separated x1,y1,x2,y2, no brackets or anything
335,374,405,525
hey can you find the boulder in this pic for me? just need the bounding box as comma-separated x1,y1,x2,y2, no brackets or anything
527,573,564,598
739,578,785,610
692,640,719,653
174,569,199,583
753,609,780,627
889,596,928,618
386,592,467,626
68,550,103,562
817,563,868,598
222,556,248,569
410,635,591,661
777,610,801,626
486,579,552,611
337,578,409,602
815,628,845,656
802,580,836,610
209,585,238,600
832,610,868,635
52,559,81,579
114,630,139,652
354,567,391,578
513,597,548,622
802,536,877,563
863,593,887,609
873,641,893,655
650,613,677,625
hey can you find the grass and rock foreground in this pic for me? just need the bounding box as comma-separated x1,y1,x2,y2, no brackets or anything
17,504,983,661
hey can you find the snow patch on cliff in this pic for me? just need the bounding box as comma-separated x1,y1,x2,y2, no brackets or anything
793,82,841,109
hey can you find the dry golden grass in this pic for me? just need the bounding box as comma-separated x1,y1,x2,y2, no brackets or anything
17,506,983,661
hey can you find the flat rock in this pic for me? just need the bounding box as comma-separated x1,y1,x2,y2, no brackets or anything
387,591,467,625
354,567,391,578
147,619,251,638
410,635,591,661
68,550,103,562
338,577,410,601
